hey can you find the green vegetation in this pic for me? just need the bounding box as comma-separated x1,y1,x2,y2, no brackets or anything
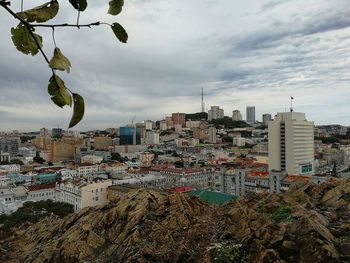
211,244,248,263
210,117,250,129
0,0,128,128
111,152,124,162
185,112,208,121
20,135,36,143
0,200,73,230
0,159,24,165
268,204,292,222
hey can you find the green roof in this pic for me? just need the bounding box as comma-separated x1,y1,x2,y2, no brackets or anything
36,173,57,179
188,189,237,205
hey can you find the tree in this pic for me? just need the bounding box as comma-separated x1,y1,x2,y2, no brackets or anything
33,151,46,164
0,0,128,128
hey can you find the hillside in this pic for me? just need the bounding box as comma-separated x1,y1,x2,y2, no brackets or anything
1,180,350,263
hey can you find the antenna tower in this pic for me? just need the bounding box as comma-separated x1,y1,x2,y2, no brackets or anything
201,88,205,113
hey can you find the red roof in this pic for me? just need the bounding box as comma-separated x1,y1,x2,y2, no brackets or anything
26,183,56,191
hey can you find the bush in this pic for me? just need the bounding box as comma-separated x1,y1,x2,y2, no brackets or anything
211,244,248,263
0,200,74,230
268,204,292,222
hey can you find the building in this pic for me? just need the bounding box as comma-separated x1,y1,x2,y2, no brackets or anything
94,136,112,150
40,128,50,136
0,151,11,163
186,120,201,128
139,152,155,167
34,135,51,150
246,106,255,123
0,137,21,155
262,114,272,126
208,106,224,121
52,128,63,138
77,163,99,177
55,179,112,212
26,183,56,202
145,131,160,145
119,127,141,145
144,120,154,130
172,113,186,127
208,126,217,144
232,110,242,121
51,137,84,162
268,112,314,175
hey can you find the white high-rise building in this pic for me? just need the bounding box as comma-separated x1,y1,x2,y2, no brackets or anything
232,110,242,121
145,131,160,145
268,112,314,175
208,106,224,121
208,126,217,143
246,106,255,123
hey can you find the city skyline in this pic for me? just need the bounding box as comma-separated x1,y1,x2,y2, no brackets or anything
0,0,350,130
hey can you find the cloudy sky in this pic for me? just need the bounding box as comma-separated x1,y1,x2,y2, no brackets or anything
0,0,350,131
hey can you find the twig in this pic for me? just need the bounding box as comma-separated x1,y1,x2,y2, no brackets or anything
32,22,101,28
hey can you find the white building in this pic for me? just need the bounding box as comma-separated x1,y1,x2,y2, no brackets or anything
246,106,255,123
232,110,242,121
233,137,246,147
145,131,160,145
0,164,20,173
0,186,27,214
268,112,314,175
81,155,103,164
59,168,79,179
208,106,224,121
144,120,154,130
77,163,99,177
208,127,217,144
186,120,201,128
26,183,56,202
55,179,112,212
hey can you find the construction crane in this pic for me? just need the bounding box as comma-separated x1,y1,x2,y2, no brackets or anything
131,115,136,145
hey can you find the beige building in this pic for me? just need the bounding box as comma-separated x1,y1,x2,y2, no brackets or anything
51,137,84,162
94,136,112,150
268,112,314,175
34,135,51,150
232,110,242,121
77,163,99,177
55,179,112,212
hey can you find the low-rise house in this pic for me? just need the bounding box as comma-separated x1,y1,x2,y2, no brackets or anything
77,163,99,177
55,179,112,212
26,183,56,202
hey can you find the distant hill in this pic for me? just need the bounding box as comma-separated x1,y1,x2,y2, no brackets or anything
185,112,208,121
210,117,250,129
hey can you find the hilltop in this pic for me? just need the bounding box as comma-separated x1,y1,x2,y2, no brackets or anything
1,180,350,263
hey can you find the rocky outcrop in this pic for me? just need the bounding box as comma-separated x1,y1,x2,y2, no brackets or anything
1,180,350,263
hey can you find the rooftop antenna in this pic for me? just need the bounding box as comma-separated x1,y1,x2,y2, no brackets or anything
201,88,205,113
290,96,294,112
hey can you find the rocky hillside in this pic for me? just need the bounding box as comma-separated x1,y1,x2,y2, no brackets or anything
1,180,350,263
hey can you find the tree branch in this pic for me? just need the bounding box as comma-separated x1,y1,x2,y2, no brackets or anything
0,1,50,64
32,22,101,28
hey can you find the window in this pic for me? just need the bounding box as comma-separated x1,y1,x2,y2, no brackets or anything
101,188,103,192
95,196,99,201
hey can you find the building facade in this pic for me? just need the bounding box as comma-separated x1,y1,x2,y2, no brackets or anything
268,112,314,175
246,106,255,123
232,110,242,121
208,106,224,121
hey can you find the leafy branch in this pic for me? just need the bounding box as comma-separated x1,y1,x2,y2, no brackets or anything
0,0,128,128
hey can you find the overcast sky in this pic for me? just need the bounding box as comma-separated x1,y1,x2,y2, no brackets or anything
0,0,350,131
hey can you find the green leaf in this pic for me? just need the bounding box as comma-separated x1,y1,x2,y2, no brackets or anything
108,0,124,16
16,0,59,23
48,75,72,108
69,93,85,128
11,23,43,56
111,23,128,43
68,0,87,11
49,48,72,73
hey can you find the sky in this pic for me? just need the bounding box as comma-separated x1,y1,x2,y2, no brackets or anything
0,0,350,131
